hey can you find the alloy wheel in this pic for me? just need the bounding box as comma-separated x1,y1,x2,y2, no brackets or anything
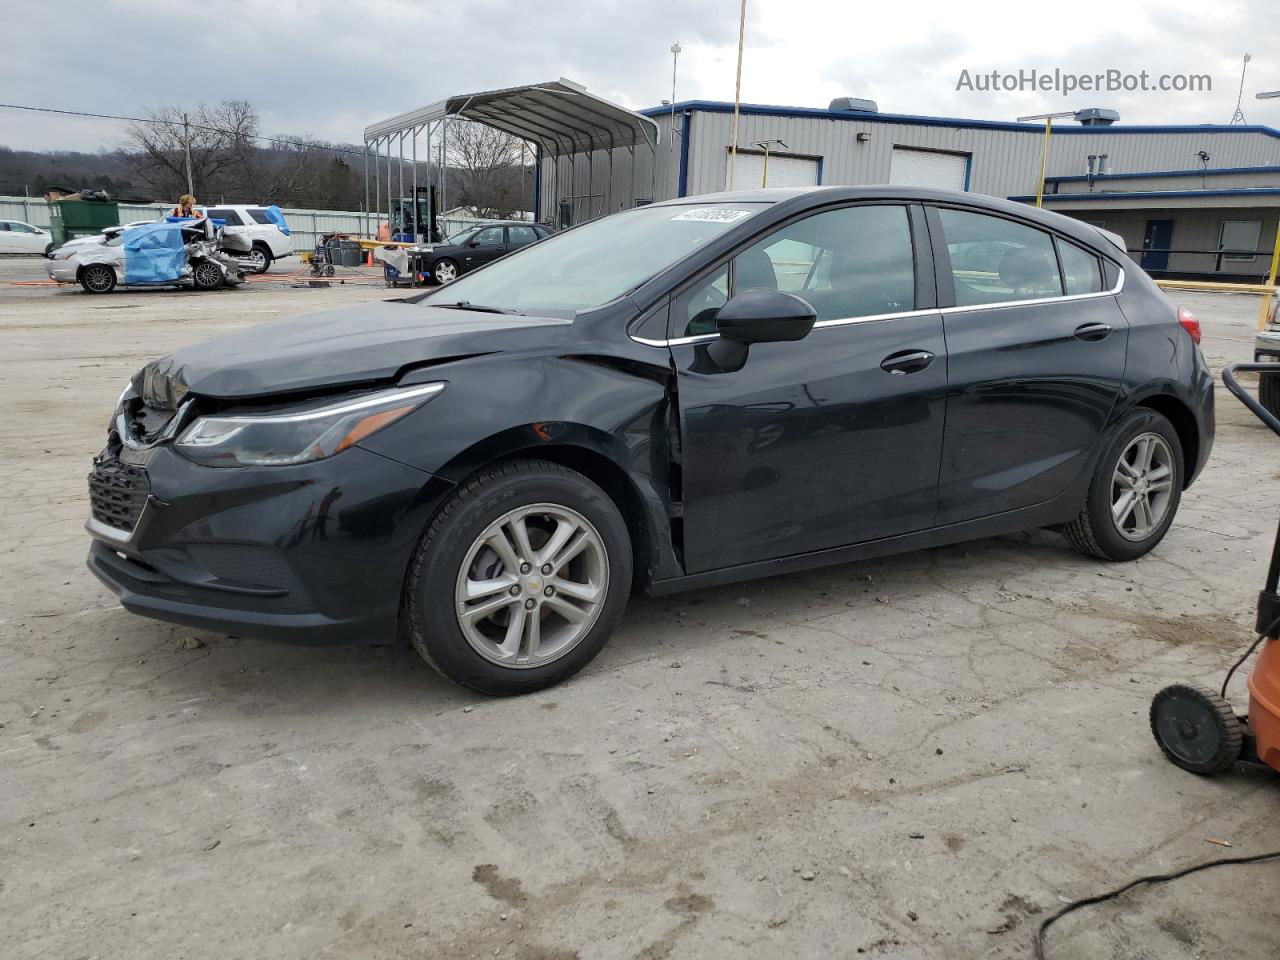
1111,432,1175,541
83,266,113,292
193,261,223,288
434,261,457,283
454,503,608,668
248,249,267,272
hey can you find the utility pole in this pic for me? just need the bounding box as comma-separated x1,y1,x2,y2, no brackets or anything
181,112,194,197
728,0,747,189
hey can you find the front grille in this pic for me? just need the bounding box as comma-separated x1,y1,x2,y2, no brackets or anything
88,458,151,534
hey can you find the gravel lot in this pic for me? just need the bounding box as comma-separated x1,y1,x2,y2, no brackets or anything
2,255,1278,959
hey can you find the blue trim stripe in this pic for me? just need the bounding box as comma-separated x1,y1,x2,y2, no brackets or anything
1010,187,1280,202
639,100,1280,140
1048,164,1280,184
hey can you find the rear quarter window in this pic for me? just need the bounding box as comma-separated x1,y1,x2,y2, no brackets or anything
1058,239,1103,295
206,208,244,226
247,209,274,225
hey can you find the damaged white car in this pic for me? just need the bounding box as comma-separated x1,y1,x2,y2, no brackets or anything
48,218,251,294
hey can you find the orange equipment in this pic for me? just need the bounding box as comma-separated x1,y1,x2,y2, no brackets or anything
1151,363,1280,775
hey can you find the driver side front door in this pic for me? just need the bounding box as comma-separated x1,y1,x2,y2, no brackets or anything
669,203,949,573
462,226,508,272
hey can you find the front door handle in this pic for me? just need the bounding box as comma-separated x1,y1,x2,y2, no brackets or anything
880,349,935,375
1074,322,1112,342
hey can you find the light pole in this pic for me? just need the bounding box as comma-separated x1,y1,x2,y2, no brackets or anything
1017,111,1076,208
751,139,787,187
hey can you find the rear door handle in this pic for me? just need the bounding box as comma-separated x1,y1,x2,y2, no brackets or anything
1074,322,1112,342
880,349,935,375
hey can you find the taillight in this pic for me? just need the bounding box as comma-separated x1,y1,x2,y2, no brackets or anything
1177,306,1201,345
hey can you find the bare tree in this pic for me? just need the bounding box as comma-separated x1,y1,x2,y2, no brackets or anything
446,121,529,218
123,100,259,201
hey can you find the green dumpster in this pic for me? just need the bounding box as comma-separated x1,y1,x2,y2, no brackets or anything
49,198,120,246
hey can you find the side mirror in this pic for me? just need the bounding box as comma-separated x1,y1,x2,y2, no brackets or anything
716,289,817,343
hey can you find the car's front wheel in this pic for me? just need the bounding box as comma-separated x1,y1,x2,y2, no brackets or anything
80,264,116,294
432,258,458,284
191,259,225,291
406,460,632,695
1065,408,1183,561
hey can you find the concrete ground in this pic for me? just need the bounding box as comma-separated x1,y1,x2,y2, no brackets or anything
1,255,1278,960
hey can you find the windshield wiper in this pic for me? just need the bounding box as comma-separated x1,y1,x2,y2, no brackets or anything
436,300,523,315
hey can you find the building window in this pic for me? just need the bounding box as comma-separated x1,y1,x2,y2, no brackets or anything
1219,220,1262,262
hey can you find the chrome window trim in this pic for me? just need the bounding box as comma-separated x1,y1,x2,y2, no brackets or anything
628,267,1125,347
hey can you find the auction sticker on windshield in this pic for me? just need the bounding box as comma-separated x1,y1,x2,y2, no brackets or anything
670,208,755,223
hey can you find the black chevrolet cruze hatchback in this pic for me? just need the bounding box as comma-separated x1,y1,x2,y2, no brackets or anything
88,187,1214,694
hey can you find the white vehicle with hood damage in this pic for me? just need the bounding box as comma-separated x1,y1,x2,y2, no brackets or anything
47,218,251,294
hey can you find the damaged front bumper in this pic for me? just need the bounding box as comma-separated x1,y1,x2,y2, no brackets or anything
86,442,454,644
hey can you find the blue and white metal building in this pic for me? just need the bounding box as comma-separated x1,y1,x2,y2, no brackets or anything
532,93,1280,280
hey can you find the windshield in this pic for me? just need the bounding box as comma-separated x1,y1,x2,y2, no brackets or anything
446,228,477,244
422,203,767,316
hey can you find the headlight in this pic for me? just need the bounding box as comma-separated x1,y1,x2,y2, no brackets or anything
174,382,444,467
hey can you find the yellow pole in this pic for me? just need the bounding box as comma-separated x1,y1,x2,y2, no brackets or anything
728,0,747,189
1034,118,1052,208
1257,219,1280,330
761,144,769,187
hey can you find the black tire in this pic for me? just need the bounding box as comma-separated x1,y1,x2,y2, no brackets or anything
44,242,54,258
1260,371,1280,421
1150,684,1242,775
432,258,459,284
79,264,116,294
248,244,272,274
406,460,632,695
1064,407,1183,561
191,260,224,291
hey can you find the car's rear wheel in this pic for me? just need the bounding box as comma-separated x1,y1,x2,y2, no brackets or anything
406,460,632,695
44,242,54,258
1065,408,1183,561
432,258,458,284
191,260,224,290
80,264,116,294
247,245,272,274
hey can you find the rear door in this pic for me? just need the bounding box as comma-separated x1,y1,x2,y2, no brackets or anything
506,225,539,251
670,202,948,573
929,205,1129,525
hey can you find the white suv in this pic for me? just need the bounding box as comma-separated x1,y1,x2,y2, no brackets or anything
199,205,293,273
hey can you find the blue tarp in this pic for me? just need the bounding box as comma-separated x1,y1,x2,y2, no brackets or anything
264,205,290,236
123,222,189,285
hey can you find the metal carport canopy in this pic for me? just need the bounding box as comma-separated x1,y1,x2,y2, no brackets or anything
362,77,660,153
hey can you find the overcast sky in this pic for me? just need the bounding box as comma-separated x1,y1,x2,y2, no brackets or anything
2,0,1277,152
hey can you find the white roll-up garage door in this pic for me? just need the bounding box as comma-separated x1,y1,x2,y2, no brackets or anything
888,147,969,190
727,152,820,189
